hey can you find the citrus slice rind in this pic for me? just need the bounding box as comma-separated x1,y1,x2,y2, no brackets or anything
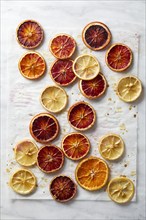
107,177,135,204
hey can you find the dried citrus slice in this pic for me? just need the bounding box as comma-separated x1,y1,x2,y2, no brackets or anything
14,140,38,166
10,169,36,195
107,176,135,204
82,21,111,50
50,59,76,86
62,132,90,160
29,113,59,143
68,101,96,131
50,175,77,202
79,72,107,99
49,34,76,59
116,75,142,102
16,20,44,49
18,52,46,80
73,54,100,80
37,145,64,173
40,86,68,113
75,156,109,191
105,43,132,72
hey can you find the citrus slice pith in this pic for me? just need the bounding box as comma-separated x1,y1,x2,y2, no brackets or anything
16,20,44,49
75,156,109,191
62,132,90,160
50,175,77,202
29,113,59,143
105,43,132,72
37,145,64,173
116,75,142,102
49,34,76,59
107,176,135,204
18,52,46,80
68,101,96,131
82,21,111,51
10,169,37,195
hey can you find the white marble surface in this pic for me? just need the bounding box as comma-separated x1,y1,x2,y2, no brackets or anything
1,0,145,219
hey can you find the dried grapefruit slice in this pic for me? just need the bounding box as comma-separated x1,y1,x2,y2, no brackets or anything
49,34,76,59
68,101,96,131
107,176,135,204
105,43,132,72
75,156,109,191
29,113,59,144
82,21,111,50
16,20,44,49
73,54,100,80
37,145,64,173
62,132,90,160
50,175,77,202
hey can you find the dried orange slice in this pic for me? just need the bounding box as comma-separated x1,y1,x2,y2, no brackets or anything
10,169,37,195
79,72,107,99
105,43,132,72
82,21,111,50
73,54,100,80
107,176,135,204
37,145,64,173
18,52,46,80
62,132,90,160
16,20,44,49
14,140,38,166
116,75,142,102
50,175,77,202
75,156,109,191
49,34,76,59
68,101,96,131
29,113,59,144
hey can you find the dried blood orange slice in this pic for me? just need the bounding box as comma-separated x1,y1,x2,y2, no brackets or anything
29,113,59,144
50,59,76,86
49,34,76,59
62,132,90,160
16,20,44,49
79,72,107,99
82,21,111,50
75,156,109,191
50,175,77,202
68,101,96,131
105,43,133,72
18,52,46,80
37,145,64,173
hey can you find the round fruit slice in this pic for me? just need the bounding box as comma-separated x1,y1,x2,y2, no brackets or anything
16,20,44,49
79,72,107,99
107,176,135,204
14,139,38,166
105,43,133,72
98,134,124,160
37,145,64,173
40,86,68,113
82,21,111,51
75,156,109,191
62,132,90,160
18,52,46,79
50,175,77,202
116,75,142,102
68,101,96,131
10,169,36,195
73,54,100,80
29,113,59,143
50,59,76,86
49,34,76,59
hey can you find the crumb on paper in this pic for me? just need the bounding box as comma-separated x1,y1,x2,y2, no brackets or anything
108,98,112,101
134,114,137,118
6,168,10,173
77,34,81,38
120,123,127,131
130,170,136,176
115,107,122,113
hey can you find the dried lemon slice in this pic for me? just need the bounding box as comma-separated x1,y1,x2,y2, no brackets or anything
107,176,135,204
99,134,124,160
73,54,100,80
